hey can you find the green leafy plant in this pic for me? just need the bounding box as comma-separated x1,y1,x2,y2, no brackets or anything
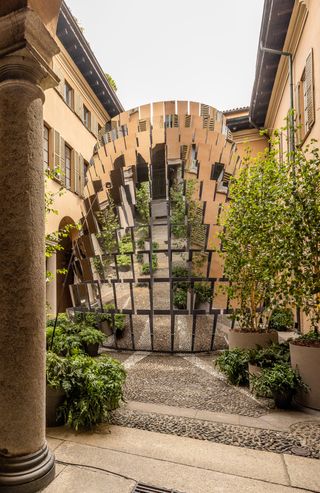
269,308,294,331
173,288,188,309
215,348,249,385
117,234,133,268
46,351,70,391
194,282,212,304
136,182,150,222
79,326,105,346
218,141,289,332
104,73,117,92
96,199,119,257
141,254,158,274
57,353,126,430
114,314,126,332
294,330,320,348
251,364,307,403
248,343,290,368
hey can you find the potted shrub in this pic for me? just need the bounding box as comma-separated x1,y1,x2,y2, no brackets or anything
218,146,289,349
248,343,290,391
141,254,158,275
79,326,105,356
99,303,114,335
114,314,126,338
59,354,126,429
117,234,133,272
251,364,307,409
193,282,212,310
46,351,68,426
215,348,249,386
173,288,188,310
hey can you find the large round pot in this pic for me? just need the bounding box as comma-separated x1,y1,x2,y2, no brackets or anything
228,330,278,350
290,343,320,410
46,386,65,427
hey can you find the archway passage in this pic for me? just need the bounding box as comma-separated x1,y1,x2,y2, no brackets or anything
69,101,238,352
56,217,78,313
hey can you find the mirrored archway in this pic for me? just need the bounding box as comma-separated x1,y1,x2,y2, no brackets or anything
69,101,240,352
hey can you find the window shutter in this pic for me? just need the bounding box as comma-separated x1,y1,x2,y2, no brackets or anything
79,154,85,196
91,114,98,136
305,49,315,131
54,130,60,172
74,152,80,195
75,92,83,119
60,137,65,186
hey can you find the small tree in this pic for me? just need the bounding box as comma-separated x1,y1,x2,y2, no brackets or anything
218,141,289,331
288,139,320,333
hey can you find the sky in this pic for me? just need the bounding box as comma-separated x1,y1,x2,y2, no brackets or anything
66,0,265,112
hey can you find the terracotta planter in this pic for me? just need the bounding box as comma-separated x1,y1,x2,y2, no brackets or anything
46,386,65,427
248,363,262,392
290,343,320,410
228,330,278,350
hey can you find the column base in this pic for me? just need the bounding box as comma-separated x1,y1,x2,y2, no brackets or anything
0,443,55,492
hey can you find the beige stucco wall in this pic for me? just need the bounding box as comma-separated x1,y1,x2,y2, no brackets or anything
44,41,109,235
266,0,320,144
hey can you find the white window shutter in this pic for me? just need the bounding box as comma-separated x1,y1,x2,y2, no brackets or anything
75,92,83,119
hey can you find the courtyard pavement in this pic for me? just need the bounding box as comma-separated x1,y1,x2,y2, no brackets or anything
45,351,320,492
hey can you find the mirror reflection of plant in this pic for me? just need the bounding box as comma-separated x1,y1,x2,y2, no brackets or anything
96,198,119,257
136,182,150,222
45,167,81,286
141,254,158,274
194,282,212,303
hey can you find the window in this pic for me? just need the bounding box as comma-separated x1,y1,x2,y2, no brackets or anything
83,160,89,186
65,145,71,189
297,50,315,143
43,125,49,168
64,81,74,109
165,114,179,128
83,105,91,129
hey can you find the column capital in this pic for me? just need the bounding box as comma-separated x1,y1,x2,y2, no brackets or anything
0,7,60,89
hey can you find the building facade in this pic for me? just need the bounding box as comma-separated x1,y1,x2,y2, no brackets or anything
44,1,123,315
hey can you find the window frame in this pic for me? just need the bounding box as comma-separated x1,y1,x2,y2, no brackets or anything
83,104,91,130
64,81,74,109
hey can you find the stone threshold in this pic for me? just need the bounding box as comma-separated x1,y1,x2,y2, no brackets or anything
123,400,320,432
46,425,320,492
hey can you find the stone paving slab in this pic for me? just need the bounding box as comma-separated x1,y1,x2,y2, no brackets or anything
284,454,320,492
43,464,135,493
46,427,314,492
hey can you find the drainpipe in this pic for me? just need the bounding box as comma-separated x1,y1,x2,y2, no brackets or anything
259,43,295,158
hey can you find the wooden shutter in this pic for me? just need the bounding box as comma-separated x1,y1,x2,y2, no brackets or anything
54,130,60,172
79,154,85,197
53,60,64,96
60,137,65,186
304,49,315,132
91,114,98,136
75,92,83,119
73,152,80,195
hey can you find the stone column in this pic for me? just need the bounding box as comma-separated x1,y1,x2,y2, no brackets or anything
0,5,61,492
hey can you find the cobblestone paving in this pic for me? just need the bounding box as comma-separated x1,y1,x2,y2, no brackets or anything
124,354,270,417
110,409,320,459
